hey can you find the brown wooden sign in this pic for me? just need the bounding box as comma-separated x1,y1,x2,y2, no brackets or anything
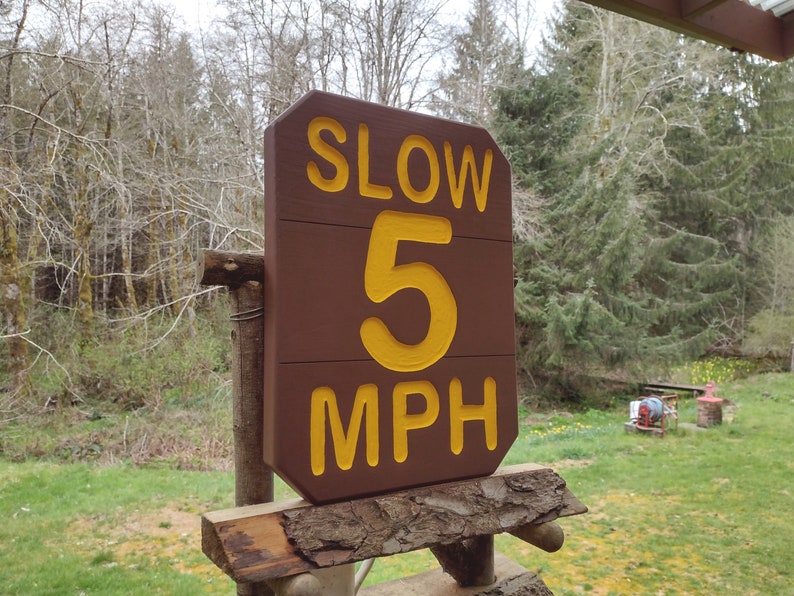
264,90,517,503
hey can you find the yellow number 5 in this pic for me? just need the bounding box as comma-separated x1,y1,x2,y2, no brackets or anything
360,210,458,372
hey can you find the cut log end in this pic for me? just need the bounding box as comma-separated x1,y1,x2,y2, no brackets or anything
197,249,264,287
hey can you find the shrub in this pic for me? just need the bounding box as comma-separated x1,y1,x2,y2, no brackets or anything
21,301,231,410
741,309,794,359
678,356,754,385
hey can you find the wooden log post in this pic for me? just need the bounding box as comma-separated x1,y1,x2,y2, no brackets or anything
198,250,273,596
510,521,565,553
229,282,273,508
430,536,494,587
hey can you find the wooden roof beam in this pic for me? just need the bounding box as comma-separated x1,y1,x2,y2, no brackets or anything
681,0,731,19
581,0,794,61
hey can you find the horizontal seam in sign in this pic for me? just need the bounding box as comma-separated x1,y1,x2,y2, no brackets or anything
278,218,513,243
279,353,517,366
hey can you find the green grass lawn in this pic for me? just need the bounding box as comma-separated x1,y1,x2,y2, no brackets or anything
1,373,792,594
364,374,794,593
501,373,794,595
0,463,238,594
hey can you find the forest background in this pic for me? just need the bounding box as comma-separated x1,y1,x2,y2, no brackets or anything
2,0,794,420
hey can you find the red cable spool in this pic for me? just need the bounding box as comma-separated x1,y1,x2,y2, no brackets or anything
636,397,664,428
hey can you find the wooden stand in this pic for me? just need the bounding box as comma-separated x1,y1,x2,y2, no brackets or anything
198,250,587,595
202,463,586,594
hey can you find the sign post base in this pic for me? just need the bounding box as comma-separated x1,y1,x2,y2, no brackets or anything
201,463,586,594
360,553,553,595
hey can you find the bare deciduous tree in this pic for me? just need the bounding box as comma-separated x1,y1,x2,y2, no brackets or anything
1,0,34,397
350,0,447,108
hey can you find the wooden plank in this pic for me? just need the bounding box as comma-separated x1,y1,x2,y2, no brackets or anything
202,498,309,582
271,220,515,364
624,421,664,437
581,0,789,61
642,382,704,396
264,90,514,242
264,356,519,503
359,553,553,596
681,0,730,19
201,464,587,584
686,0,785,59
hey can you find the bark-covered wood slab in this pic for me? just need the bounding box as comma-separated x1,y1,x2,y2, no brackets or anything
202,463,587,584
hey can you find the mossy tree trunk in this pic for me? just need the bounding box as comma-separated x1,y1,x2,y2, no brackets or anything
75,183,94,343
0,185,33,398
0,0,32,398
68,83,94,344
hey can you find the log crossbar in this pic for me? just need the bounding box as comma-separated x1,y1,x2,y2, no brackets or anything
202,463,587,585
197,249,264,287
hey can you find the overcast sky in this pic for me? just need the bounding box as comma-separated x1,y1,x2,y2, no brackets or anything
168,0,225,29
168,0,558,33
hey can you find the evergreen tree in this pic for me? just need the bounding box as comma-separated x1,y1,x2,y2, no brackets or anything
732,58,794,357
742,216,794,359
495,2,743,393
433,0,521,125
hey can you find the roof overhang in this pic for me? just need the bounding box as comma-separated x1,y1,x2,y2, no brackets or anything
579,0,794,61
